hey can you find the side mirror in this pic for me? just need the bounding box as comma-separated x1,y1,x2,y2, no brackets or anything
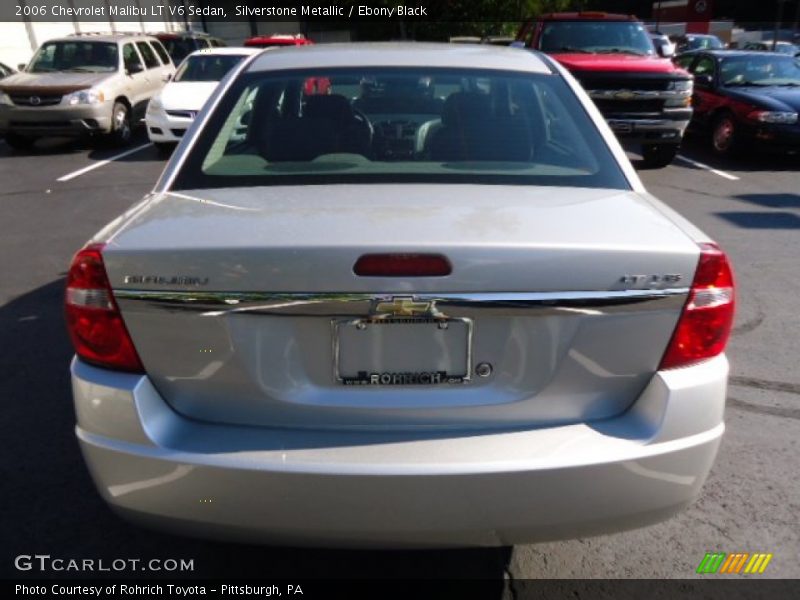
657,44,675,58
17,63,26,71
695,74,713,88
161,72,172,83
126,62,144,75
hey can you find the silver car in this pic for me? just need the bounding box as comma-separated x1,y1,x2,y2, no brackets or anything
66,43,735,547
0,33,174,149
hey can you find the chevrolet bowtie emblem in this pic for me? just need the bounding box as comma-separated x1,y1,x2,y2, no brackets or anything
615,90,636,101
374,297,433,317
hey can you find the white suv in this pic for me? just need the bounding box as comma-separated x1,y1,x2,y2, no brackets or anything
0,33,175,149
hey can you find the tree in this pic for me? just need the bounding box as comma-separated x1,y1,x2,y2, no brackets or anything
346,0,578,41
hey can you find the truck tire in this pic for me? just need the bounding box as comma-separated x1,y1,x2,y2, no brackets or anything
641,144,679,168
108,101,132,147
4,133,37,151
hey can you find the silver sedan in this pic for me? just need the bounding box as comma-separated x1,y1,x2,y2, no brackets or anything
66,43,735,547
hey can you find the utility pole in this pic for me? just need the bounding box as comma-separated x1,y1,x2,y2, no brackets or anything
655,1,662,31
773,0,787,51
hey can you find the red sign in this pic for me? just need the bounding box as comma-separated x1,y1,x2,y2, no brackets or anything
686,0,714,34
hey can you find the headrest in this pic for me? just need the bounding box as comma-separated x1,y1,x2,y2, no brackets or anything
303,94,353,121
441,92,491,127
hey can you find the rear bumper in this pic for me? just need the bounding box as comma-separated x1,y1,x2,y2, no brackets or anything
0,102,113,136
72,355,727,548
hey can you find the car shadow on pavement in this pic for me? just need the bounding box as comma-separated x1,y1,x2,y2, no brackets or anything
0,279,512,588
1,129,159,162
0,136,87,156
714,211,800,229
733,193,800,209
679,135,800,173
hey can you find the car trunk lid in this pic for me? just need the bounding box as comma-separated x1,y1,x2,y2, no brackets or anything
102,185,698,431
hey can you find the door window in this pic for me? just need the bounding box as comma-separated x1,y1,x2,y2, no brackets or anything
693,56,716,77
151,40,172,66
122,43,142,72
136,41,160,69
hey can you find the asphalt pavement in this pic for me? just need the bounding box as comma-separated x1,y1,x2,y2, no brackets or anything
0,132,798,585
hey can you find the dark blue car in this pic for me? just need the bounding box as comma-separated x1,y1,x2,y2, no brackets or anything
676,50,800,155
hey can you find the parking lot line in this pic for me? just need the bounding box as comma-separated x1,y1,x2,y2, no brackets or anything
676,155,740,181
56,143,152,182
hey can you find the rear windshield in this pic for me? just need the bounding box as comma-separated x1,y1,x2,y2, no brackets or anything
175,54,248,82
28,41,118,73
172,67,629,191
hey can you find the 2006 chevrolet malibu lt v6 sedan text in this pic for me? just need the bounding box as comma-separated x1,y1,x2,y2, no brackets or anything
66,43,735,547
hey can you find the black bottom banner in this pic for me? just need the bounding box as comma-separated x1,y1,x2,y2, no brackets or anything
6,579,799,600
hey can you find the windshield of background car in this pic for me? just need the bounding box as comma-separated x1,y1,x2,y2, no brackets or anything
688,36,723,50
720,55,800,86
539,21,655,55
172,67,630,191
174,54,247,82
161,38,199,64
775,43,800,55
28,41,118,73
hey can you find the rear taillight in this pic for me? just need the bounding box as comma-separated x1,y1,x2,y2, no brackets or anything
64,243,144,373
659,242,735,370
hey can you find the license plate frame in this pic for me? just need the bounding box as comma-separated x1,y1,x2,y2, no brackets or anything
333,317,473,386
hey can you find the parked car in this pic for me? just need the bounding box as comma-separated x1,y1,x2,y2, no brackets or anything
516,12,694,167
448,36,482,44
145,47,260,153
66,43,733,547
650,32,676,58
676,50,800,155
243,34,330,96
672,34,725,54
482,36,516,46
243,33,313,49
742,40,800,57
154,31,225,65
0,33,175,149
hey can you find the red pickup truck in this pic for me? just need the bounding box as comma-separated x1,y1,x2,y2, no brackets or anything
517,12,694,167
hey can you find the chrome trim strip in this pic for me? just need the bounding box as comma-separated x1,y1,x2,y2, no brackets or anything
587,89,691,101
114,288,689,318
607,118,690,131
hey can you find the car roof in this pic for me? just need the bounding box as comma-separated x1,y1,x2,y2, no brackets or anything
247,42,552,74
46,33,161,44
186,47,261,57
539,12,638,21
695,49,794,58
155,31,213,39
245,34,312,45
